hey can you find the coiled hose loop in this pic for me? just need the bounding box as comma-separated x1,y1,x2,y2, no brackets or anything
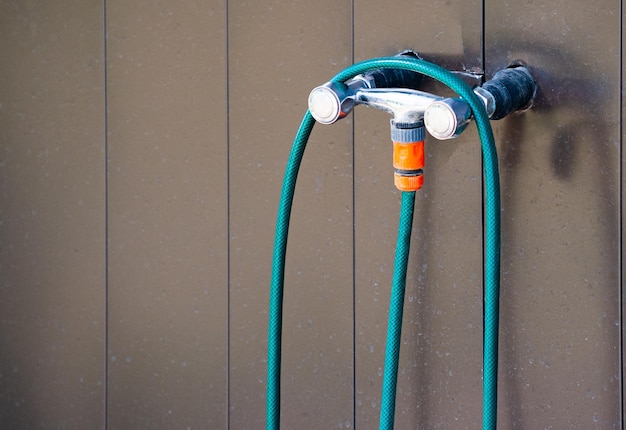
267,56,500,430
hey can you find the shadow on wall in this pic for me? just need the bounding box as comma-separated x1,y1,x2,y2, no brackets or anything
495,39,619,428
399,38,618,427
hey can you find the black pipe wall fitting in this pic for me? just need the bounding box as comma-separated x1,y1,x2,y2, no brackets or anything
482,66,536,120
422,66,537,139
365,50,424,89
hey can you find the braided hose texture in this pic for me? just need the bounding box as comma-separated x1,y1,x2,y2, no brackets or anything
379,191,416,430
267,57,500,430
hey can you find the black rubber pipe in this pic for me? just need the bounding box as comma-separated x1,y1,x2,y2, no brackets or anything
366,50,424,89
482,67,536,120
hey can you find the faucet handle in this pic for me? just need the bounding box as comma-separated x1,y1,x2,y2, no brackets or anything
308,51,426,125
424,98,473,139
308,79,367,124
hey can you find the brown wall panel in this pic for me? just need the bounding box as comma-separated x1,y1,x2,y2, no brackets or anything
0,1,623,428
353,1,484,428
227,1,354,428
0,1,106,427
486,1,621,427
106,1,228,428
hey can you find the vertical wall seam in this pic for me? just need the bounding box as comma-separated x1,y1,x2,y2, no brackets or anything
102,0,109,428
481,0,486,73
350,1,356,429
617,1,626,430
225,0,231,429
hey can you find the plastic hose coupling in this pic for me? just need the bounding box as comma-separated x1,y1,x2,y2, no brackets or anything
391,121,425,191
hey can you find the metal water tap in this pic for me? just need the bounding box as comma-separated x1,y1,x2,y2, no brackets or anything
310,85,442,191
308,60,537,191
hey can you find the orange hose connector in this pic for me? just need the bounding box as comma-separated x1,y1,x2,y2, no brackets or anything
392,140,424,191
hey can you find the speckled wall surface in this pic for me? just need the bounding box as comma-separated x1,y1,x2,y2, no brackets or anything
0,1,621,428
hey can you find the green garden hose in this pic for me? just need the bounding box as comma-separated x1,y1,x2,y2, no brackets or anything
267,56,500,430
266,111,316,430
379,190,416,430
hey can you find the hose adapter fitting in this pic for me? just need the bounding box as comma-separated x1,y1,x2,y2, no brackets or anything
355,88,436,191
391,121,426,191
